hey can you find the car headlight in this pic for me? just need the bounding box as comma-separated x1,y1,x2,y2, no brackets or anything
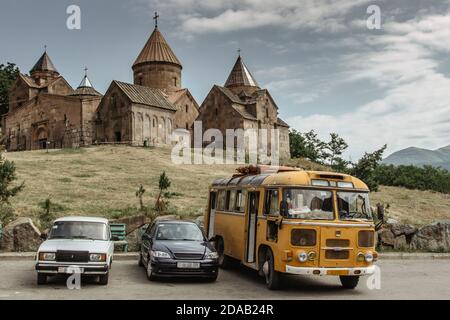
205,252,219,259
151,250,171,259
90,253,107,262
38,252,56,261
298,251,308,262
365,252,374,263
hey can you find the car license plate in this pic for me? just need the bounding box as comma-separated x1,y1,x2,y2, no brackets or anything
177,262,200,269
58,267,84,274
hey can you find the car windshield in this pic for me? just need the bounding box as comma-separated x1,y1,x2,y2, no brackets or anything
337,192,373,221
284,189,334,220
49,221,108,241
156,223,204,241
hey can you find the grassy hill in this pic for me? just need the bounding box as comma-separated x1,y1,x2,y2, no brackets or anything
4,146,450,226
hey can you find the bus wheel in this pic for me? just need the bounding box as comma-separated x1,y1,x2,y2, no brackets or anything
339,276,359,289
216,237,233,269
263,249,281,290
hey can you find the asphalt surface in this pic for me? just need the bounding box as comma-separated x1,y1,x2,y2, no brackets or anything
0,259,449,299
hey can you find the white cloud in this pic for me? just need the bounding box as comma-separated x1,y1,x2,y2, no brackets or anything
288,12,450,159
137,0,373,35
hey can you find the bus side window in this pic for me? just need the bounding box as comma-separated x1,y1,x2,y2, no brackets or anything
228,190,236,212
225,190,231,211
235,190,244,212
264,189,280,216
217,190,226,211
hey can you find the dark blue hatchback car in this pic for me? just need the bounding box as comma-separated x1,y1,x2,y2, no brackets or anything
139,220,219,281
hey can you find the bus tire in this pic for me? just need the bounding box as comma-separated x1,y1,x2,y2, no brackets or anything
216,237,233,269
339,275,359,289
263,249,281,290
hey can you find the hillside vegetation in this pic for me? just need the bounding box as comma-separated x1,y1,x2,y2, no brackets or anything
4,146,450,226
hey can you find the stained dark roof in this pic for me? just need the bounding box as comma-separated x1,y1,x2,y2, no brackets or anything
113,81,177,111
277,117,289,127
133,28,182,68
30,52,59,74
225,56,259,88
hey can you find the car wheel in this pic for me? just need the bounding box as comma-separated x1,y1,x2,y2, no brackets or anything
138,253,144,267
37,273,47,285
207,273,218,282
146,258,156,281
262,249,281,290
99,273,109,285
340,276,359,289
216,237,233,269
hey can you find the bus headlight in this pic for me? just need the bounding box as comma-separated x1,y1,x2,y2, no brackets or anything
357,252,365,262
308,251,316,261
365,252,374,263
298,252,308,262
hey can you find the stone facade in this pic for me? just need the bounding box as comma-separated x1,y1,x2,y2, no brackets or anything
2,55,101,151
196,56,291,159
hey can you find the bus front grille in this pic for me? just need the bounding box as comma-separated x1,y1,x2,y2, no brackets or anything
326,239,350,247
325,250,349,260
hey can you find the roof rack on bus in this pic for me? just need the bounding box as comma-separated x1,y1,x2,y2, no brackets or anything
233,165,301,177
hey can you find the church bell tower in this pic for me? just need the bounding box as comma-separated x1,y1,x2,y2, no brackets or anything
132,12,182,92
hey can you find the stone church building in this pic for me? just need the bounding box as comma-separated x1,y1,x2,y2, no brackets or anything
2,25,199,150
2,52,102,151
95,26,199,145
196,55,291,158
2,20,289,157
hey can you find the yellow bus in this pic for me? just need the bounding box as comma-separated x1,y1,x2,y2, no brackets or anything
204,165,377,290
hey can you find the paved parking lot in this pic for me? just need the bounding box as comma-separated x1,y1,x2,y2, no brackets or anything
0,259,449,299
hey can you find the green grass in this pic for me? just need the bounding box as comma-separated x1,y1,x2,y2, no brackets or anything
4,145,450,226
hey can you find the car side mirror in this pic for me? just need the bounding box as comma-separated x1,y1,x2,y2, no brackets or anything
40,233,47,240
280,200,289,217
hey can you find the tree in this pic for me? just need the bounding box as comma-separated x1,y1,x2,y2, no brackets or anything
155,171,171,212
289,129,327,162
350,145,387,191
323,133,348,168
38,198,55,230
135,184,146,211
0,151,24,225
0,152,24,204
0,63,20,115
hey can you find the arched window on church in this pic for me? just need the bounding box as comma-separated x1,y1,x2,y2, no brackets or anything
174,77,177,87
215,108,218,116
185,105,188,113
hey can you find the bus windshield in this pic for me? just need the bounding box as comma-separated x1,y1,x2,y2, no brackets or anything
337,191,372,221
284,189,334,220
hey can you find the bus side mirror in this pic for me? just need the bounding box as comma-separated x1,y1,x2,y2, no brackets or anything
280,201,289,217
376,204,385,222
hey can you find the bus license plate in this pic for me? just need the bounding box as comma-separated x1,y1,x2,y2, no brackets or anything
327,270,348,276
177,262,200,269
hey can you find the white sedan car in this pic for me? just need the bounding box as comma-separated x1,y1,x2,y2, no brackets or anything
35,217,115,285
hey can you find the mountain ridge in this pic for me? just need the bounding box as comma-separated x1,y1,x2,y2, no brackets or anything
383,145,450,171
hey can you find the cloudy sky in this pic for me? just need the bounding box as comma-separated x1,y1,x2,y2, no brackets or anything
1,0,450,159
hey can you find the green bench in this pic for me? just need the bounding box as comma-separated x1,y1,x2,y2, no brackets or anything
110,223,128,253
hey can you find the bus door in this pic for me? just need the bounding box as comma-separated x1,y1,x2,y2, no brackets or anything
207,191,217,238
246,191,260,263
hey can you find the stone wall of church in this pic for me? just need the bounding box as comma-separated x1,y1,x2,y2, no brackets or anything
172,92,199,131
95,86,132,143
3,94,87,151
196,88,243,143
131,104,175,146
133,62,181,92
